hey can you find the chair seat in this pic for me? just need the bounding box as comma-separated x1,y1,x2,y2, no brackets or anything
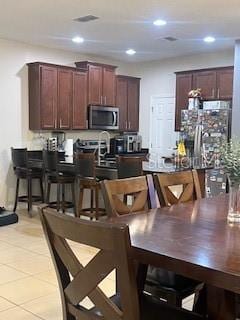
15,167,43,179
90,293,203,320
146,266,200,292
47,173,75,184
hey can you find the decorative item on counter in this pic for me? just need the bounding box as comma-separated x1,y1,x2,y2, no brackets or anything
188,88,202,110
221,140,240,223
173,140,188,167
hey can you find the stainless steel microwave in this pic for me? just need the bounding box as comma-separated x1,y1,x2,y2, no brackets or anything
88,105,119,130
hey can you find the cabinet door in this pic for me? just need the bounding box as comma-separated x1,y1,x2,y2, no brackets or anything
193,70,217,100
217,68,233,100
116,76,128,131
175,73,192,131
102,66,116,106
58,68,72,129
40,65,58,129
88,64,102,104
72,71,88,129
127,78,140,132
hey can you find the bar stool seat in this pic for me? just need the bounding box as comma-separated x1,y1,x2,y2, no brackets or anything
76,153,106,220
11,148,44,217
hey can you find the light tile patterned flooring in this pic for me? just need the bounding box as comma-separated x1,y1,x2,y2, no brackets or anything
0,209,193,319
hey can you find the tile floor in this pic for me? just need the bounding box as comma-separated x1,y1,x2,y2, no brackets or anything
0,208,194,319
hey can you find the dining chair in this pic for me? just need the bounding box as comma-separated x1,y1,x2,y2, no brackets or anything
101,175,204,310
40,207,203,320
11,147,44,217
154,169,202,206
101,176,149,217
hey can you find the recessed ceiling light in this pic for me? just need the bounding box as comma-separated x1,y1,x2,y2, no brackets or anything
126,49,136,55
72,36,84,43
203,36,216,43
153,19,167,26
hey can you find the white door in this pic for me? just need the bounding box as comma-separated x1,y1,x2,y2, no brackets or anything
149,96,177,160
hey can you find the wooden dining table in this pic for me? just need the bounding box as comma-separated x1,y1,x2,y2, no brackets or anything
109,194,240,320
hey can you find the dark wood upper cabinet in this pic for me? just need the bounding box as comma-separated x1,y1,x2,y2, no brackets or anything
40,65,58,130
116,75,140,132
193,70,217,100
102,66,116,106
72,71,88,129
116,76,128,131
127,78,140,132
75,61,117,106
87,64,103,104
175,73,193,131
216,68,233,99
28,62,88,130
58,68,72,130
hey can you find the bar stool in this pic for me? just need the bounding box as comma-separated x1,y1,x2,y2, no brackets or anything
117,155,144,178
11,147,44,217
76,153,105,220
43,151,76,214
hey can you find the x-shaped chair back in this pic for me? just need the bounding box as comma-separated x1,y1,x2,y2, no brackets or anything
40,208,140,320
154,170,202,207
101,176,149,217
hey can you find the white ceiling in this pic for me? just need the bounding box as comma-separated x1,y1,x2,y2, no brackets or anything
0,0,238,62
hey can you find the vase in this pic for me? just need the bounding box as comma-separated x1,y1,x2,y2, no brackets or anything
228,179,240,223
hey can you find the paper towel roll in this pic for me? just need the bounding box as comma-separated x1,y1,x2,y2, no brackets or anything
64,139,73,157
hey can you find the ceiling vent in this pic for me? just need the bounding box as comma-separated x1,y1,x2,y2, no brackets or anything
163,36,178,42
74,15,99,23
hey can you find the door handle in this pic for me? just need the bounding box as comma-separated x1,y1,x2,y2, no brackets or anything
112,112,117,127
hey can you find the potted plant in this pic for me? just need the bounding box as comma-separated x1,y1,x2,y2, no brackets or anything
221,140,240,222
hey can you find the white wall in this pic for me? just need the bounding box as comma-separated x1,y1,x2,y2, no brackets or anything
0,38,134,206
130,49,234,147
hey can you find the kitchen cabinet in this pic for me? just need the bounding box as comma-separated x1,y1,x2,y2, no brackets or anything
116,75,140,132
175,73,193,131
175,66,233,131
28,62,87,130
72,71,88,129
193,70,217,100
75,61,117,106
216,68,233,99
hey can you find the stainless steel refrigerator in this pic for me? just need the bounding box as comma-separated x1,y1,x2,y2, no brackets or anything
180,106,231,197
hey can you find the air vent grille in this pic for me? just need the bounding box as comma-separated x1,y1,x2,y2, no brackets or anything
74,15,99,22
163,36,178,42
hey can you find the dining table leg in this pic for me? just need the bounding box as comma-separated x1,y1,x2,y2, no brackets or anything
206,285,236,320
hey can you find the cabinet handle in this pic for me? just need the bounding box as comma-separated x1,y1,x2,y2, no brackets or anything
54,119,57,129
128,121,131,130
217,88,220,99
212,88,215,98
125,121,128,130
86,120,88,128
60,119,62,128
100,96,103,104
105,96,107,105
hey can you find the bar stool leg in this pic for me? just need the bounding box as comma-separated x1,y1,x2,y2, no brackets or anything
90,188,94,220
27,176,33,217
39,178,44,203
77,186,84,218
95,186,99,220
57,183,61,212
62,184,65,213
13,178,20,212
46,182,51,204
71,182,76,217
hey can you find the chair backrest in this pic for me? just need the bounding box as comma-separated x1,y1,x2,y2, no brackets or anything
43,150,59,172
101,176,150,217
76,152,96,178
40,207,140,320
11,148,28,168
117,156,143,179
154,170,202,207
